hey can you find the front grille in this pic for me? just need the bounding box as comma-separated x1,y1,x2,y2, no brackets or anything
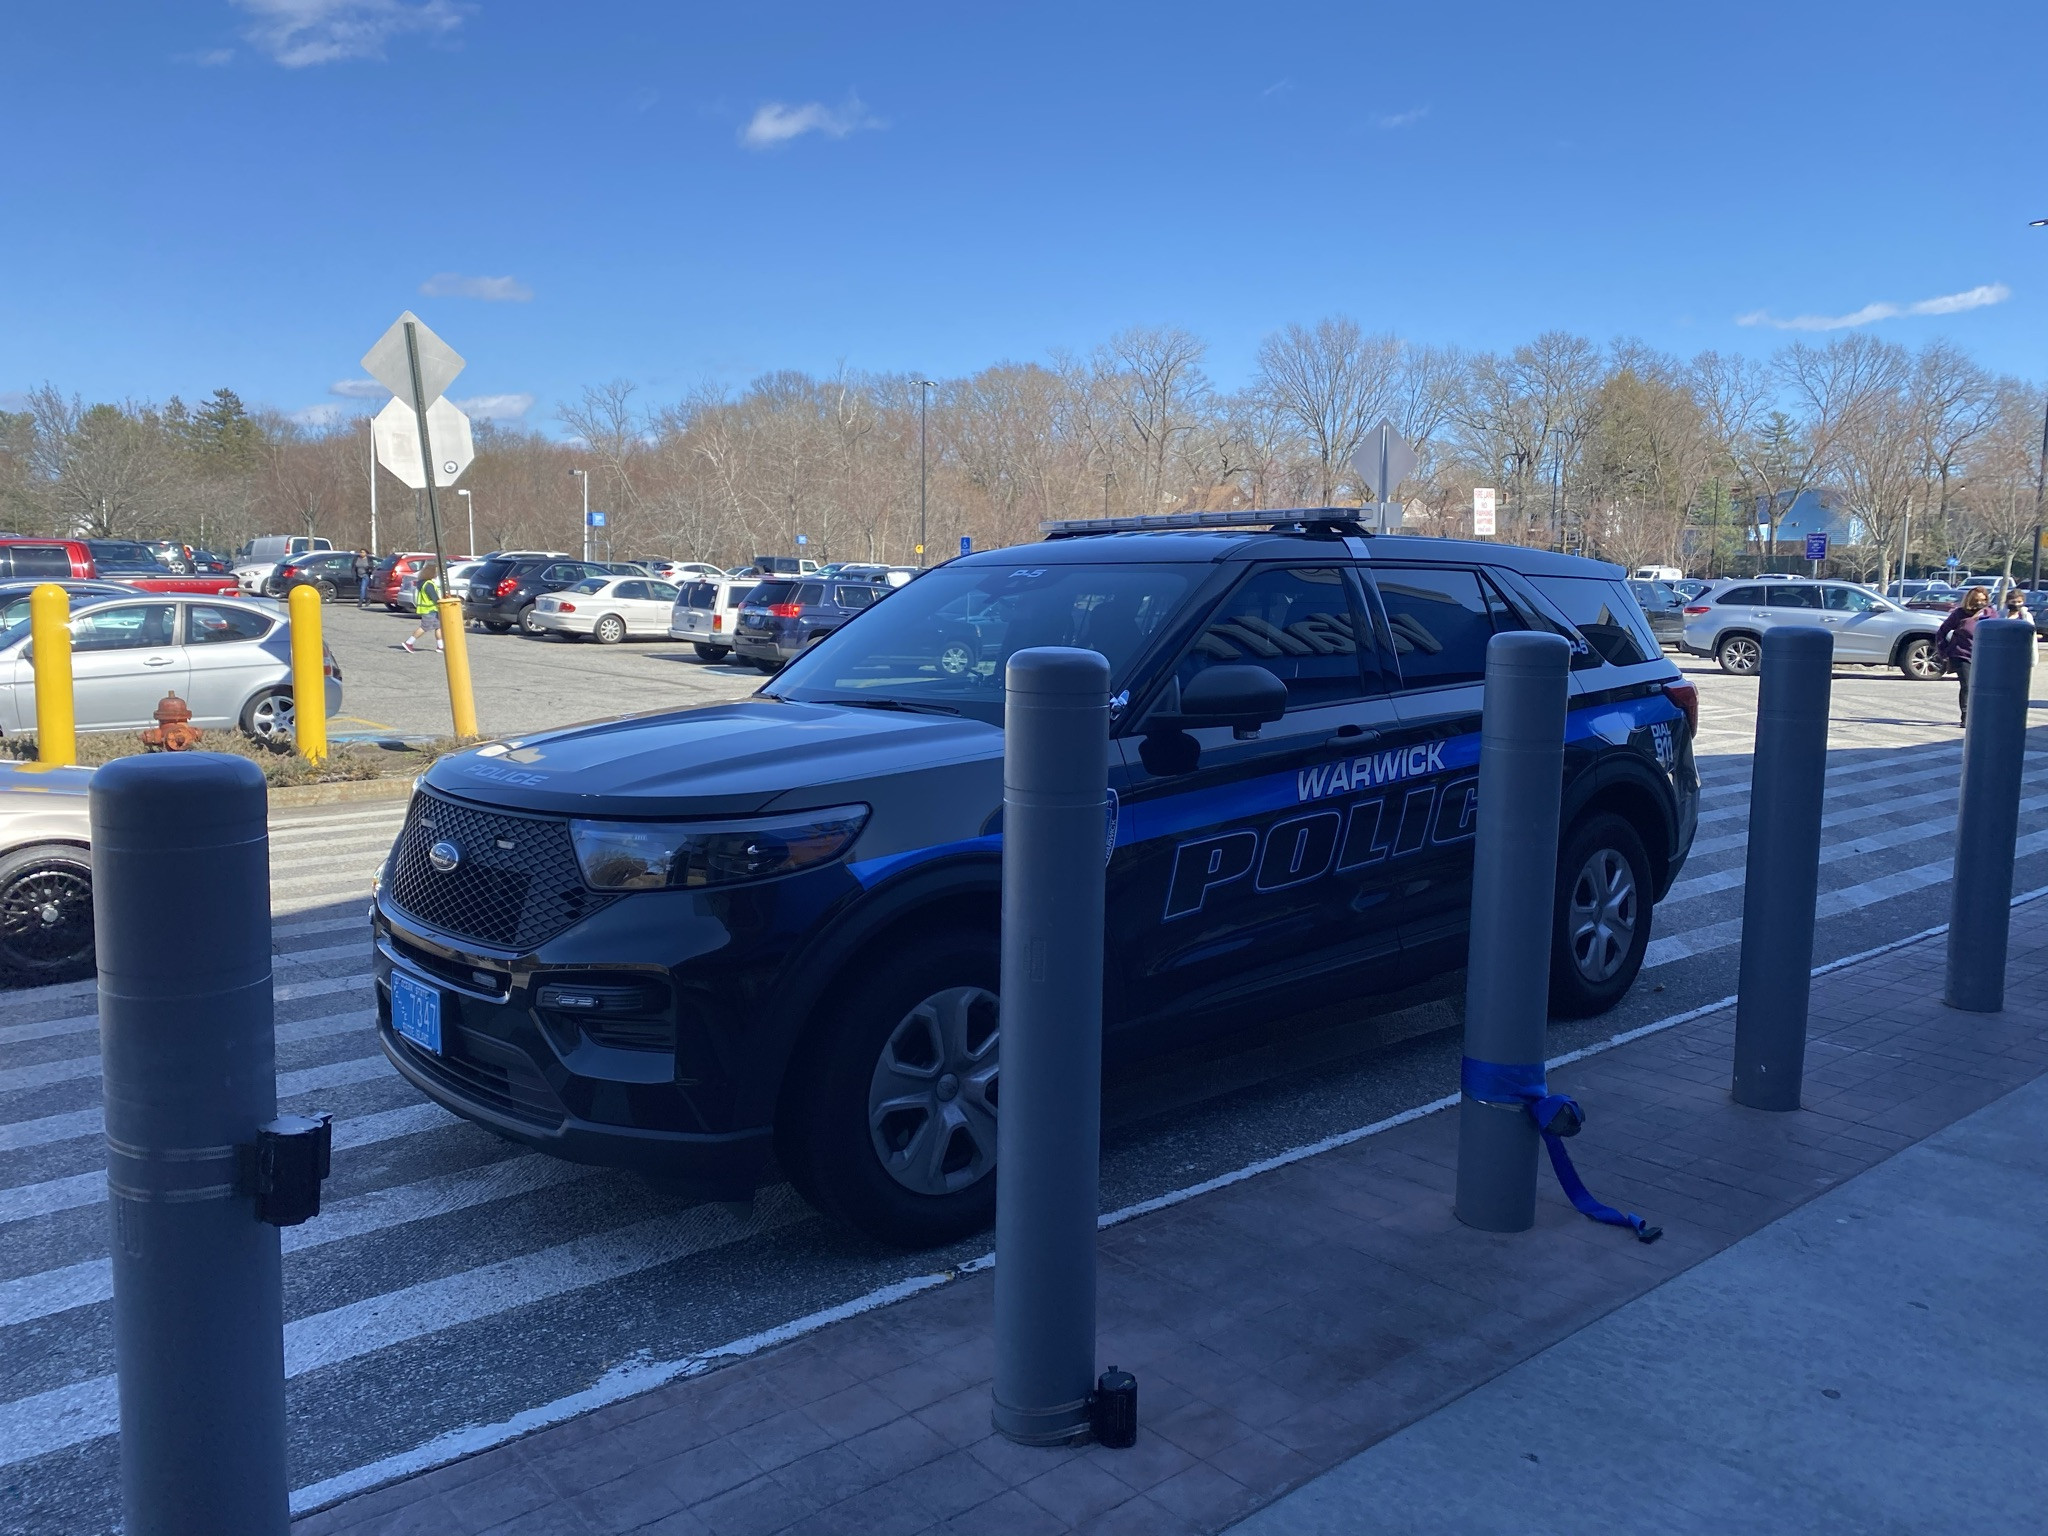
387,789,615,950
388,1029,566,1129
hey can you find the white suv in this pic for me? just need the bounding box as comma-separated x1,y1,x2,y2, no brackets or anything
669,575,760,659
1680,578,1944,678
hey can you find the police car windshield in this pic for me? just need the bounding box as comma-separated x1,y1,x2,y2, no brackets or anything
765,562,1194,725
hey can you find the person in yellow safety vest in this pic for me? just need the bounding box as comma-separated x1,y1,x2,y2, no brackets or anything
402,565,444,653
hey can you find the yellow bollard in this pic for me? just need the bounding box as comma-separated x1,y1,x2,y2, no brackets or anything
29,584,74,766
438,597,479,740
289,583,328,763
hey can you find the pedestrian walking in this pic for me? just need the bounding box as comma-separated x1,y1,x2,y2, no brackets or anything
1935,586,1992,725
402,564,443,653
353,549,374,608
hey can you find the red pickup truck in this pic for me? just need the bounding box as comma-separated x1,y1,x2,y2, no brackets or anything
0,539,241,595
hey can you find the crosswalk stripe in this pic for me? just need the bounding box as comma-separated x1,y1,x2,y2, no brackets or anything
1694,757,1977,826
1665,792,2048,905
0,970,374,1050
0,1154,597,1329
0,1051,392,1152
0,1188,810,1469
0,1093,456,1229
1646,827,2048,967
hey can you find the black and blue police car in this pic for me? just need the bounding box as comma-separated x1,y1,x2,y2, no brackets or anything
371,509,1700,1247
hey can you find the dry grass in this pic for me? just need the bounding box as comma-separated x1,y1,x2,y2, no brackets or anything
0,730,465,787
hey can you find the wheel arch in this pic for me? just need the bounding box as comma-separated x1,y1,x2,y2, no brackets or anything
1568,764,1677,900
749,857,1000,1131
1889,629,1939,666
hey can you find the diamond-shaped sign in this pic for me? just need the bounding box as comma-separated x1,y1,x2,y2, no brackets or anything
1350,420,1418,503
361,311,465,410
373,396,474,490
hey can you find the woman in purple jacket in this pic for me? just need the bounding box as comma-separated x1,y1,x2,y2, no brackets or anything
1935,587,1992,725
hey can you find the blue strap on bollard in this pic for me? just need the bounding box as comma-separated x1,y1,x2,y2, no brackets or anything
1460,1059,1663,1243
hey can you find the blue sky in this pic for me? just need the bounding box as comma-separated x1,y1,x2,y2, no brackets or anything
3,0,2044,432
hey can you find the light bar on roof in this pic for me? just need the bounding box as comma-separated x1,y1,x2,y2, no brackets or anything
1039,506,1392,538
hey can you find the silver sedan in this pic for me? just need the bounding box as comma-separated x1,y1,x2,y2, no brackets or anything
0,593,341,741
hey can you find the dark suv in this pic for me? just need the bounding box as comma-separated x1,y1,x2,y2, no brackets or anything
372,510,1699,1247
464,556,618,635
732,577,886,671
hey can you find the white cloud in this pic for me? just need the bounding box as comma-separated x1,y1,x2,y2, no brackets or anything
330,377,388,399
419,272,534,302
291,403,349,427
1736,283,2011,332
739,96,881,149
453,393,534,422
1373,106,1429,129
231,0,467,69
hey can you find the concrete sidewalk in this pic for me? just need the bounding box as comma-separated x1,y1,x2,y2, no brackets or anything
1231,1071,2048,1535
297,901,2048,1536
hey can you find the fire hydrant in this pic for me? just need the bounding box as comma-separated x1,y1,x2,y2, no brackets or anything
140,691,203,752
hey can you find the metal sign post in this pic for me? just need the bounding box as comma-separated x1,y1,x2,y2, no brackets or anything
362,312,478,739
1350,420,1418,535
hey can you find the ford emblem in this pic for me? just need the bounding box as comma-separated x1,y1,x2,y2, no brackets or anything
428,840,462,874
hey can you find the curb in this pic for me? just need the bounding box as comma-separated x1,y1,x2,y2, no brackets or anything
267,777,416,810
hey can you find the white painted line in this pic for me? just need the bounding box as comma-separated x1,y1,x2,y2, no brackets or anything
0,1169,99,1227
1648,831,2048,967
1693,757,1968,827
0,1050,392,1153
0,1154,595,1329
1664,792,2048,904
285,882,2048,1518
0,1187,811,1469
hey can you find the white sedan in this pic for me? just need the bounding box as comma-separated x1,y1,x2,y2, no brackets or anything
530,576,683,643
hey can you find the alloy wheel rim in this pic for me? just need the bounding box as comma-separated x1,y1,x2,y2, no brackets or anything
1569,847,1637,983
867,985,999,1197
252,694,294,739
938,643,974,676
1725,637,1759,672
0,865,92,967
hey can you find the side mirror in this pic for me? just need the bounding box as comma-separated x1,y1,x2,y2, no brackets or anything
1150,664,1288,740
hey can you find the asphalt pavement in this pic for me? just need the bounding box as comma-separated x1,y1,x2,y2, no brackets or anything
322,602,761,741
1,655,2044,1533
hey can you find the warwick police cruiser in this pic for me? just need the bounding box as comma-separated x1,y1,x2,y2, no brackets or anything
372,509,1699,1246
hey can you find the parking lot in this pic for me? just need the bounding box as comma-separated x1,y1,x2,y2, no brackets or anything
3,638,2045,1533
324,601,763,741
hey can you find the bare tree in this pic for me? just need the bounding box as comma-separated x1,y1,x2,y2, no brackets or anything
1254,318,1403,504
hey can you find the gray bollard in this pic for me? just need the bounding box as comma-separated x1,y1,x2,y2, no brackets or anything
1456,631,1571,1233
1946,619,2033,1012
95,754,288,1536
1731,625,1833,1111
992,646,1110,1446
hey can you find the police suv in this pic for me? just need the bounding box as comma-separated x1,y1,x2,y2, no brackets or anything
372,511,1700,1247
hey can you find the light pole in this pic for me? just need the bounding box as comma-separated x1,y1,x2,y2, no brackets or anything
570,468,589,562
457,489,474,558
916,379,935,565
2030,220,2047,594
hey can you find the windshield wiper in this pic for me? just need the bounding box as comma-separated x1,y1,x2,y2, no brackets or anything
811,696,961,716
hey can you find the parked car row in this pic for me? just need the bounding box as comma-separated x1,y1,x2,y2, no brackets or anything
0,538,241,595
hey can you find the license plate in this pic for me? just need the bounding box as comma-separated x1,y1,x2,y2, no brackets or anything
390,971,442,1054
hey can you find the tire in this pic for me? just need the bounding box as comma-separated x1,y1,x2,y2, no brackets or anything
0,843,95,984
1715,633,1762,675
240,688,295,743
936,640,976,677
517,603,544,636
1549,813,1654,1019
778,929,1000,1247
1898,636,1943,680
753,658,782,674
484,622,513,634
692,643,727,661
593,614,627,645
313,580,335,603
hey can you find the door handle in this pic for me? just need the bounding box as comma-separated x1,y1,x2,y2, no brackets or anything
1327,725,1382,747
144,656,175,667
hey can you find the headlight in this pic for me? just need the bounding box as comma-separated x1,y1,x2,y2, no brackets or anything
569,804,870,891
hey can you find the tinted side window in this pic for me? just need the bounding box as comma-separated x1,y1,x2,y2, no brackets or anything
1823,585,1877,613
795,583,826,605
1372,568,1506,689
1768,585,1821,608
186,604,272,645
1719,586,1765,605
542,563,582,583
679,583,712,607
749,581,796,606
1530,576,1655,667
72,603,176,652
725,584,756,608
835,584,876,609
1176,566,1367,709
612,580,647,600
